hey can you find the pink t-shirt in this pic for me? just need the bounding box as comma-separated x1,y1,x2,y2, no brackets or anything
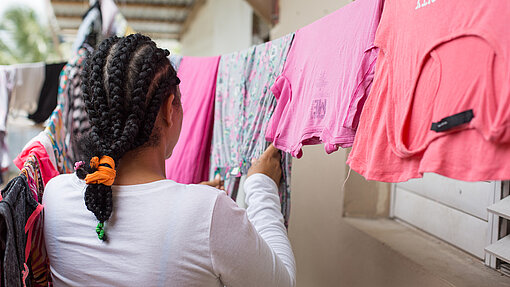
165,56,220,184
265,0,383,158
348,0,510,182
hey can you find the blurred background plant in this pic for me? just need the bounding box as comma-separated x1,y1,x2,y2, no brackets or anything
0,6,60,64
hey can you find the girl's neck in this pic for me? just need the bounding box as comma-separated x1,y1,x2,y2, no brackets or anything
113,146,167,186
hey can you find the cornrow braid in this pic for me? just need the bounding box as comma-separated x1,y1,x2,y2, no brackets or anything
78,34,180,241
115,45,159,155
106,35,153,154
82,36,120,156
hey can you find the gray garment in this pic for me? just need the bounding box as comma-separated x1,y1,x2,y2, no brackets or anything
169,54,183,71
0,174,37,287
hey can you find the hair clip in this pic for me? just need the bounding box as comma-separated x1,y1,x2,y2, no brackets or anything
74,161,85,171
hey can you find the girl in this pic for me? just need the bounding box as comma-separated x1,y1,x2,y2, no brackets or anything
43,34,295,286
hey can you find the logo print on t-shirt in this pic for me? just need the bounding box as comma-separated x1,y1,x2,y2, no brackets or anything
311,99,327,120
416,0,436,10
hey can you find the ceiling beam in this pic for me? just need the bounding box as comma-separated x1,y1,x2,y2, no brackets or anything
60,28,180,39
50,0,191,10
54,14,185,24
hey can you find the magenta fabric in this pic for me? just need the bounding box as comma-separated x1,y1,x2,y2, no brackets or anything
14,141,59,185
165,56,220,184
265,0,383,158
347,0,510,182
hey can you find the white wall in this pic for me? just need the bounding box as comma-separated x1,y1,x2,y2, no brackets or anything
271,0,352,38
180,0,253,56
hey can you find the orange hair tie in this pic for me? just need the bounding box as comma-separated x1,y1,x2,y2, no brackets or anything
89,156,100,169
85,156,117,186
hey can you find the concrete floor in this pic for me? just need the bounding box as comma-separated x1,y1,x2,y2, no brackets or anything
289,219,454,287
288,145,510,287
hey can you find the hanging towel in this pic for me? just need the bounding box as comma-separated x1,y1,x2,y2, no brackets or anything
9,62,45,116
29,62,66,124
265,0,383,158
347,0,510,182
165,56,220,184
210,34,294,226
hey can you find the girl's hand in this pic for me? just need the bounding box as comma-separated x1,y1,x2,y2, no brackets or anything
247,144,282,185
200,174,225,190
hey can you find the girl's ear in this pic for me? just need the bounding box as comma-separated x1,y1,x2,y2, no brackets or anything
160,94,176,127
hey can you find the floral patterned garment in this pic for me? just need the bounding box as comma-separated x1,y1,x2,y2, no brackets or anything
210,33,294,226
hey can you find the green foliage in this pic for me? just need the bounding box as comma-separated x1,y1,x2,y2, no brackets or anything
0,6,58,65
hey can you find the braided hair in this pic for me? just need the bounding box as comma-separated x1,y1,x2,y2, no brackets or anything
76,34,181,241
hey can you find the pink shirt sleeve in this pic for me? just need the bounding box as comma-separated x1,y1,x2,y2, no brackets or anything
14,141,59,184
265,76,302,158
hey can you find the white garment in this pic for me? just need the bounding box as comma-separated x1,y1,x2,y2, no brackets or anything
100,0,119,36
0,67,14,131
0,67,15,171
9,62,45,115
43,173,296,287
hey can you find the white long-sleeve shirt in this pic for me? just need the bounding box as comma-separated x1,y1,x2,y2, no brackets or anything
43,173,296,287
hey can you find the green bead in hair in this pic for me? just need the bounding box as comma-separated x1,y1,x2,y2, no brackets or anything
96,222,106,241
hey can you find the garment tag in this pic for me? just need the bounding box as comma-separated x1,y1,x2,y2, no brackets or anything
230,167,240,176
431,109,474,132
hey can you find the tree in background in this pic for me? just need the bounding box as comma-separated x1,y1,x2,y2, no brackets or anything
0,6,59,64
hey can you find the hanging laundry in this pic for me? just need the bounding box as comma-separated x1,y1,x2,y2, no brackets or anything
29,62,67,124
16,21,96,287
0,67,15,131
165,56,220,184
43,47,91,174
14,140,59,186
0,133,6,185
347,0,510,182
62,51,92,162
265,0,383,158
0,174,42,287
9,62,45,116
72,1,102,53
169,54,183,71
210,34,294,226
0,67,15,181
15,133,61,287
19,155,52,287
101,0,135,37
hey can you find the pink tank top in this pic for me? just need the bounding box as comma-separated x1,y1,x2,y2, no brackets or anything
265,0,383,158
348,0,510,182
